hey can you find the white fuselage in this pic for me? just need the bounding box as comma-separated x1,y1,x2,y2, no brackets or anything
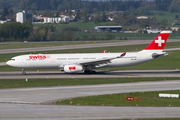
6,50,158,69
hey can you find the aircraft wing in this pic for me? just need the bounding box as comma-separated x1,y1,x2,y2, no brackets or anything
77,52,126,66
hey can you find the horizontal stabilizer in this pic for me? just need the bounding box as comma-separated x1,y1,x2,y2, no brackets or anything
152,52,168,59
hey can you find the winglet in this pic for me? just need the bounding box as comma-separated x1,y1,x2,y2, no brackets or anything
117,52,126,58
144,31,171,50
120,52,126,56
102,50,106,53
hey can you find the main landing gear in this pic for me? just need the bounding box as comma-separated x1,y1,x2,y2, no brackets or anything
22,69,26,75
84,70,96,74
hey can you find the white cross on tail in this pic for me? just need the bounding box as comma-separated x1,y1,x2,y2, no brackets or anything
155,36,165,47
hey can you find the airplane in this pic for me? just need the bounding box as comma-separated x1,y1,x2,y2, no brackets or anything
6,31,170,74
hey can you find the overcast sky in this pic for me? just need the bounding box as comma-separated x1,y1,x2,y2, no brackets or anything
82,0,155,1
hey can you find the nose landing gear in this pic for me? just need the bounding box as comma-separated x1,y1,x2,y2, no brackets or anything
22,69,26,75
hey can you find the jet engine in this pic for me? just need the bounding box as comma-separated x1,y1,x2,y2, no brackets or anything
64,64,83,73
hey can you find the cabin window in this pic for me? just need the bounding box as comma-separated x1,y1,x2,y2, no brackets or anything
57,58,67,60
68,58,79,60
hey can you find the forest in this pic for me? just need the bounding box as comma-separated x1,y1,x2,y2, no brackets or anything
0,0,180,42
0,0,179,13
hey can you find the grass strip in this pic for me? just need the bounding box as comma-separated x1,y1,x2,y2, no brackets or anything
0,77,180,89
0,42,88,49
55,90,180,107
0,41,116,50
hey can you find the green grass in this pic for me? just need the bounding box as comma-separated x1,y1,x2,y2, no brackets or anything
34,20,180,40
34,21,97,32
73,32,180,40
148,11,180,22
0,77,179,89
55,90,180,107
33,14,180,40
0,41,106,50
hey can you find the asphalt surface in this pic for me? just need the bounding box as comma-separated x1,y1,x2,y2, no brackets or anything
1,40,180,119
1,39,180,54
0,62,6,66
0,70,180,79
0,80,180,119
1,104,180,120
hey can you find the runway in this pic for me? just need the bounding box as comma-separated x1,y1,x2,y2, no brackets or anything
1,39,180,54
0,70,180,79
1,104,180,120
0,62,6,66
1,70,180,119
0,80,180,119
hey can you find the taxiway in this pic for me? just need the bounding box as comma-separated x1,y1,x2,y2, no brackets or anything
1,39,180,54
0,80,180,119
0,70,180,79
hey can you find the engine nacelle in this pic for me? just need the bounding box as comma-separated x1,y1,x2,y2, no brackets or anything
64,64,83,73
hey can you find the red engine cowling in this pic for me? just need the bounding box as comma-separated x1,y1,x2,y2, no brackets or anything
64,64,83,73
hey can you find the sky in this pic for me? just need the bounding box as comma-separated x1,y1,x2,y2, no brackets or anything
82,0,155,1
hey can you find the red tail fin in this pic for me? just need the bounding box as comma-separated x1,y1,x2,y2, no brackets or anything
144,31,170,50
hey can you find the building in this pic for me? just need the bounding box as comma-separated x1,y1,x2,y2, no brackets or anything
108,17,113,21
0,20,7,24
95,26,122,32
16,11,34,23
44,16,69,24
137,16,148,20
171,27,179,32
137,16,149,24
146,26,161,34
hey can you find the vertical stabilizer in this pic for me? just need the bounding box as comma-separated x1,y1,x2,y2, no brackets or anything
144,31,170,51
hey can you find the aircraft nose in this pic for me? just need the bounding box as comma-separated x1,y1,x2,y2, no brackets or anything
6,60,10,65
6,60,14,66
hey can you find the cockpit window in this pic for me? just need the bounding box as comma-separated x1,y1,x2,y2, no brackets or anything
10,59,15,61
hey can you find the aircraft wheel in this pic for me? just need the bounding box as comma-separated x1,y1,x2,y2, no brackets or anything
22,72,26,75
92,71,96,74
84,70,91,74
22,69,26,75
84,70,88,74
84,70,96,74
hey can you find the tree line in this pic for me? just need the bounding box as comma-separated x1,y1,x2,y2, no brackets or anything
1,0,180,13
0,22,30,41
0,21,117,42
